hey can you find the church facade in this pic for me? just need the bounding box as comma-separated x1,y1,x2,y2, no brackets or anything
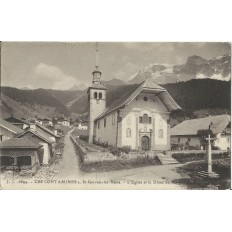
88,47,181,151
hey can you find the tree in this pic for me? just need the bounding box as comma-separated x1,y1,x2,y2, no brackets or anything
197,129,215,149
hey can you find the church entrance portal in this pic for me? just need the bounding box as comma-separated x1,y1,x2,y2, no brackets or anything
141,136,150,150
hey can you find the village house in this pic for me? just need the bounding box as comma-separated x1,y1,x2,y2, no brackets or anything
78,122,88,130
88,48,181,151
0,138,43,174
57,118,71,127
17,128,55,165
171,114,231,150
0,118,24,141
41,118,53,127
5,115,30,130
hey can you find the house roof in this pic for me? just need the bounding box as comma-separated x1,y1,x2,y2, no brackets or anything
95,79,181,121
0,118,24,134
0,149,38,157
36,123,60,138
4,116,31,125
171,114,231,136
17,129,54,144
0,138,42,149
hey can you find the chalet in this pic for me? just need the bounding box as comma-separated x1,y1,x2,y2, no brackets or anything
171,114,231,150
35,123,60,143
0,138,43,174
78,122,88,130
87,47,181,151
41,118,53,127
0,118,24,142
4,115,30,129
57,118,70,127
17,129,55,165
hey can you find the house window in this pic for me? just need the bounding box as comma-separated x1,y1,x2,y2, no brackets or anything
94,92,98,99
188,137,191,142
139,116,142,123
158,129,163,138
149,117,152,124
126,128,131,137
99,92,102,99
98,121,100,129
178,138,181,143
104,118,106,127
112,114,115,125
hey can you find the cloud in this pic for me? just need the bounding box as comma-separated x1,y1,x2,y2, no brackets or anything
32,63,81,90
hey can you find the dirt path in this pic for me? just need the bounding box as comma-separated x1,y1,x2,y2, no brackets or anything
57,129,83,179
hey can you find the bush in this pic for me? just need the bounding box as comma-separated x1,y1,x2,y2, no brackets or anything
109,147,121,156
108,145,131,156
120,146,131,154
172,152,229,163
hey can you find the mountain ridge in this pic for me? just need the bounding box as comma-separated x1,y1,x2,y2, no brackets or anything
128,54,231,84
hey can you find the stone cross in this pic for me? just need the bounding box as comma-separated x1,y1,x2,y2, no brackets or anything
206,134,214,174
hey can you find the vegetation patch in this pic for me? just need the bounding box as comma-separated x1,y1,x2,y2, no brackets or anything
71,136,161,172
172,152,229,163
175,159,231,189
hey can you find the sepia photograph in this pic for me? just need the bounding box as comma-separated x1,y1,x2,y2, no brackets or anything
0,42,231,190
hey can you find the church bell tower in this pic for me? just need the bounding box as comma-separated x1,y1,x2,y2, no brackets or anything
88,43,107,143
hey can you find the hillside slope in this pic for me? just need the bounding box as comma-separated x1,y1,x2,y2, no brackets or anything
1,87,71,118
70,79,231,117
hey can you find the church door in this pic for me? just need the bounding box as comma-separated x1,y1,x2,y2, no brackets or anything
141,136,150,150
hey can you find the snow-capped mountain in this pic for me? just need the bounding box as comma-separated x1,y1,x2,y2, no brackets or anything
128,54,231,84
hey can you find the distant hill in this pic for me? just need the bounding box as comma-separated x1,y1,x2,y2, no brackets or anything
68,83,88,91
70,79,231,118
1,87,72,118
128,54,231,84
1,79,230,122
102,78,125,87
161,79,231,115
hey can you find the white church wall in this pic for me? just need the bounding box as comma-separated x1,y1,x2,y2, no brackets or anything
154,114,169,150
120,112,137,149
95,112,117,146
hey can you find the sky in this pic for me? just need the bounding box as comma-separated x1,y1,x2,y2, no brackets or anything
1,42,230,90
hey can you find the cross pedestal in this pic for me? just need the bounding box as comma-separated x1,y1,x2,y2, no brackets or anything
204,134,219,178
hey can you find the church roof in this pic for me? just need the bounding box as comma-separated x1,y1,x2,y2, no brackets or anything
171,114,231,136
95,79,181,121
88,82,107,91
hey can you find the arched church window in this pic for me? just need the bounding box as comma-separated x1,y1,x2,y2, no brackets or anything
99,92,102,99
158,129,163,138
94,92,98,99
142,114,149,124
126,128,131,137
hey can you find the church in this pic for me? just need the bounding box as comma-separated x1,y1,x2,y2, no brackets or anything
88,46,181,151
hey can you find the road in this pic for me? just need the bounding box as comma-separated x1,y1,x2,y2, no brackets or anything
57,129,83,179
57,130,187,189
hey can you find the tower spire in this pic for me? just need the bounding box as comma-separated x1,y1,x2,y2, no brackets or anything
95,42,99,70
92,42,102,83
